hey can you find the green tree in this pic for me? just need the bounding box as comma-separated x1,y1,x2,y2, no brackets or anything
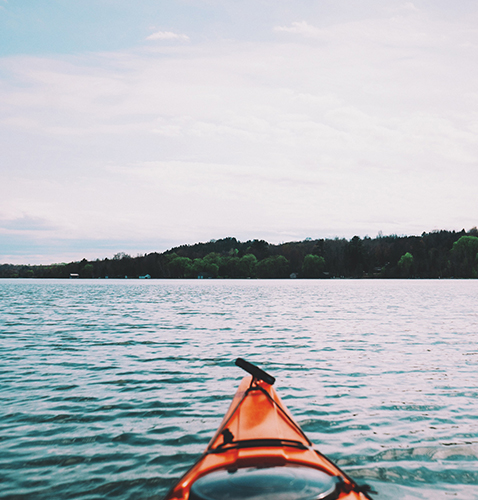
302,254,326,278
256,255,289,278
113,252,131,260
82,263,94,278
452,235,478,256
191,256,219,278
239,254,257,278
219,256,240,278
398,252,414,277
168,256,192,278
196,253,221,278
451,235,478,277
345,236,364,276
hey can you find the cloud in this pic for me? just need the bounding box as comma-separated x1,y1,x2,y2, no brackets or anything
0,215,58,232
1,5,478,263
146,30,189,42
401,2,419,12
274,21,323,38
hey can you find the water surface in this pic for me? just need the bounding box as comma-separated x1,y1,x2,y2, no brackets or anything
1,279,477,499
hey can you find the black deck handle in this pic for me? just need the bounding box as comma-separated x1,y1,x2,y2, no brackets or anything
235,358,276,385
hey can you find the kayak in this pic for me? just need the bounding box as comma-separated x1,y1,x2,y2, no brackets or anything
164,358,373,500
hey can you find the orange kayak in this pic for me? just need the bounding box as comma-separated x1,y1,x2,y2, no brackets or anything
164,358,373,500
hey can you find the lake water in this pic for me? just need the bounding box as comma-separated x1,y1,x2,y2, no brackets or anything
1,279,477,499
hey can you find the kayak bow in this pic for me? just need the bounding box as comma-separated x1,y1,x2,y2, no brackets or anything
164,359,372,500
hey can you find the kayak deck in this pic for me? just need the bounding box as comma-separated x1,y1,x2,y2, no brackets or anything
164,361,372,500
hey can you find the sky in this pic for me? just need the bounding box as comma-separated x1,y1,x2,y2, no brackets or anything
1,0,478,264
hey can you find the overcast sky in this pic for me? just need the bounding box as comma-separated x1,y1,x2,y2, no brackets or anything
1,0,477,264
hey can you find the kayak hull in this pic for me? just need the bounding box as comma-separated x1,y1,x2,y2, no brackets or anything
164,375,371,500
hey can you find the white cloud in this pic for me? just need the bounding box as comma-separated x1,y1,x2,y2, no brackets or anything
146,30,189,42
274,21,323,38
401,2,419,12
0,215,58,232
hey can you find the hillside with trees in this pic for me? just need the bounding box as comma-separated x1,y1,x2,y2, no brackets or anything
1,229,478,279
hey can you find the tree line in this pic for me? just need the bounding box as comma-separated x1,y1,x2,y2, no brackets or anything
1,228,478,279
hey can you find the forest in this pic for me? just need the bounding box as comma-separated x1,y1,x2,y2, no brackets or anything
1,228,478,279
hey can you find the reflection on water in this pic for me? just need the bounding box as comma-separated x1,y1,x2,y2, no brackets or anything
1,279,477,499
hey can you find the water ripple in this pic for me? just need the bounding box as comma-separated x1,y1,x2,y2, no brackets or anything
1,279,477,499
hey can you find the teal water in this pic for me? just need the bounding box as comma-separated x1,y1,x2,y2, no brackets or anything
1,279,477,499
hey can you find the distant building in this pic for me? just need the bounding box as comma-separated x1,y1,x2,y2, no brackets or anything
69,273,79,279
197,273,213,279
